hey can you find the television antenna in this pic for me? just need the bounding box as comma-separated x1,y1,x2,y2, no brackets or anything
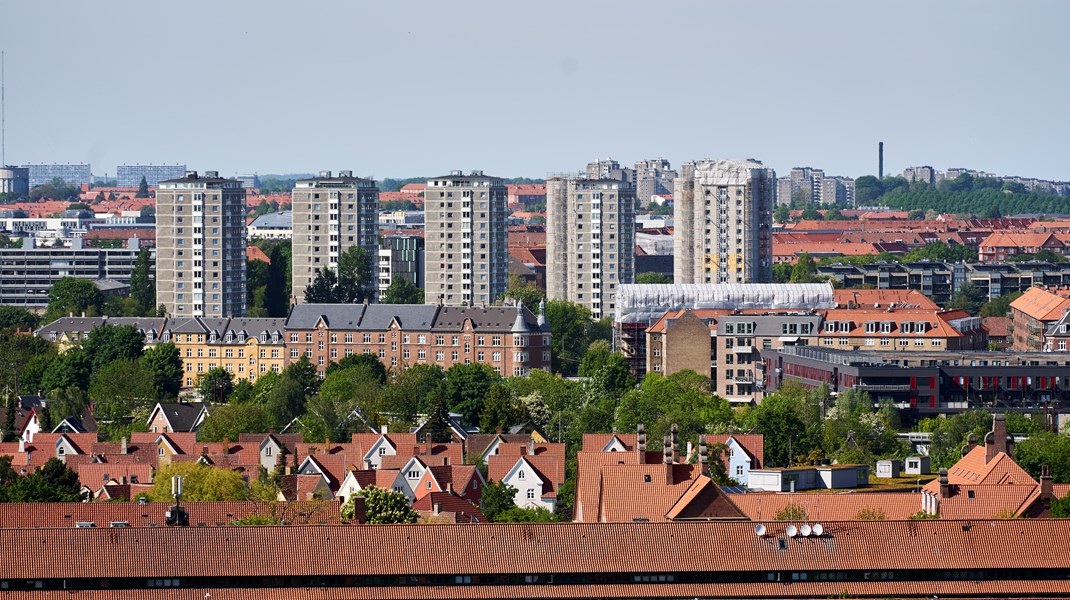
2,49,5,166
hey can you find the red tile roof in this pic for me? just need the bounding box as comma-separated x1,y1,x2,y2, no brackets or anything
1011,286,1070,322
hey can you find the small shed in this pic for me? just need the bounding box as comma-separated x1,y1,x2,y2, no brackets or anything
876,459,903,479
904,455,930,475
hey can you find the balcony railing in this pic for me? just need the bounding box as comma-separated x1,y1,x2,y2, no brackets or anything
852,383,912,392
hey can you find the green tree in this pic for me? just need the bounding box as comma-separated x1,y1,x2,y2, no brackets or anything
89,358,155,423
545,300,597,376
381,275,424,304
135,176,150,198
946,281,987,315
263,374,307,430
378,364,445,427
6,458,84,502
578,340,634,397
854,175,883,205
774,204,790,224
635,271,672,284
500,274,545,308
44,386,89,424
285,355,320,397
246,257,270,317
140,342,182,399
337,246,374,303
29,178,80,201
325,352,387,384
823,208,845,221
799,207,821,220
746,382,824,467
918,411,993,469
979,291,1023,318
444,363,500,424
495,506,558,522
304,268,339,303
790,253,819,283
44,277,105,322
303,365,382,442
198,403,272,442
615,370,731,445
1013,431,1070,483
149,462,250,502
422,386,454,444
129,247,155,315
907,209,926,220
229,380,255,404
480,480,518,522
359,486,418,524
82,324,145,374
479,384,524,433
264,244,290,317
197,367,234,403
0,306,39,332
0,332,53,395
40,347,92,393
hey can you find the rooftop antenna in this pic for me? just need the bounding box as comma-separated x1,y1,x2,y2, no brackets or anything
2,49,5,167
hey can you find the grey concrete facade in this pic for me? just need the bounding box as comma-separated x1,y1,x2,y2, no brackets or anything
155,170,247,318
290,171,379,303
546,176,636,320
423,171,508,306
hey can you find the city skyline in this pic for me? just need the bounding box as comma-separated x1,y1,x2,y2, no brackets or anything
2,1,1068,181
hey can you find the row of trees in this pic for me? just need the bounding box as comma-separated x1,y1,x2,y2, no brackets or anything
43,249,158,322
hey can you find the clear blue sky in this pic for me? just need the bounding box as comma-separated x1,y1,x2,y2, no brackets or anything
3,0,1068,181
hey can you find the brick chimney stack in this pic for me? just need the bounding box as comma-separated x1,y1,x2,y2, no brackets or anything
698,435,709,477
1040,465,1054,500
961,433,978,457
636,423,646,457
938,468,951,498
662,435,672,465
670,424,679,464
985,414,1010,463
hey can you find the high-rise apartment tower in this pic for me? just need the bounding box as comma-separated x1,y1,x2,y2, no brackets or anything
291,170,379,303
423,170,508,306
674,159,774,284
156,170,247,317
546,176,636,320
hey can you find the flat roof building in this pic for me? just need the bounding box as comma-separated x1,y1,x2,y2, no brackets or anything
116,165,187,188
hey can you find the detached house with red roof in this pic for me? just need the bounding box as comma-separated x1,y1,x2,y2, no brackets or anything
979,232,1067,261
1009,286,1070,351
487,441,565,512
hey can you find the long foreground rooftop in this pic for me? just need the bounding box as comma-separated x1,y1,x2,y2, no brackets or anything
615,283,835,324
2,520,1069,598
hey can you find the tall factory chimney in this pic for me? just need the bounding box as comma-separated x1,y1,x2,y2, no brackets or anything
878,142,884,179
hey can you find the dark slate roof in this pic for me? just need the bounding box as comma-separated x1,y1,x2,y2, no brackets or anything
227,317,287,336
358,305,440,330
154,402,207,432
166,317,209,334
285,304,366,330
35,316,166,337
248,210,292,229
431,306,540,332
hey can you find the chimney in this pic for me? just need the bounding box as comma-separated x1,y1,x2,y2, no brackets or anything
670,424,679,464
662,435,672,465
446,482,453,494
18,439,24,453
433,502,442,516
223,436,230,455
324,437,330,454
878,141,884,179
962,433,978,457
986,414,1009,463
528,438,535,456
698,435,709,477
121,436,128,455
685,441,694,463
939,468,951,498
381,425,388,434
636,423,646,455
1040,466,1054,500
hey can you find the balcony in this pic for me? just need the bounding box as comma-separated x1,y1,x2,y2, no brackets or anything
851,383,912,392
732,373,756,384
731,345,754,354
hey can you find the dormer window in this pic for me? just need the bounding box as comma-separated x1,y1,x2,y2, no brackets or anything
824,321,836,333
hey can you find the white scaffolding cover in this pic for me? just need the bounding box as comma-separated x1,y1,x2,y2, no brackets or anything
615,283,835,324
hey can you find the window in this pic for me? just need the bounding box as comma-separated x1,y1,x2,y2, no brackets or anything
517,470,525,479
526,488,535,499
736,465,744,476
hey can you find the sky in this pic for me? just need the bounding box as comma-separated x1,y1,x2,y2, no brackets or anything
3,0,1069,181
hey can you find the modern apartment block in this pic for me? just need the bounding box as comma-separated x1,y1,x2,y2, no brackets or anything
0,239,151,310
777,167,855,207
633,158,676,204
0,166,29,195
24,164,92,187
423,170,508,306
116,164,187,187
155,170,247,318
673,159,774,284
379,234,425,297
290,171,379,303
546,176,636,320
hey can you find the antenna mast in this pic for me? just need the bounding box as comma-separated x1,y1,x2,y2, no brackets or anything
2,49,5,166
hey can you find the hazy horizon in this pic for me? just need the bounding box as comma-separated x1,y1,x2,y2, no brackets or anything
3,0,1068,181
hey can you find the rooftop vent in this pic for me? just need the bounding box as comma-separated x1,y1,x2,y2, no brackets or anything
109,521,130,528
184,170,198,178
319,170,332,178
75,521,96,528
338,170,352,177
470,170,484,176
204,170,219,178
450,170,463,176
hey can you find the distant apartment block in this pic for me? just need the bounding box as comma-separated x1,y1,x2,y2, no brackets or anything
585,159,635,186
24,164,92,188
777,167,854,206
116,165,187,188
423,170,508,306
0,239,152,310
290,171,379,303
0,166,29,195
379,235,425,297
546,175,636,320
902,165,936,185
633,158,676,205
155,170,247,318
674,159,774,284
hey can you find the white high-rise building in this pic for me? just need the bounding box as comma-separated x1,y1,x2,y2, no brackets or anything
674,159,774,284
290,170,379,303
546,176,636,320
155,170,247,317
423,170,507,306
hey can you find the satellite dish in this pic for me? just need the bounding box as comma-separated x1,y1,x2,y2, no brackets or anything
813,523,824,537
800,524,812,537
755,523,766,537
785,524,798,538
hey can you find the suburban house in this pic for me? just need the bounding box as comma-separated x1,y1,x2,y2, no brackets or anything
147,402,209,433
487,442,566,512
